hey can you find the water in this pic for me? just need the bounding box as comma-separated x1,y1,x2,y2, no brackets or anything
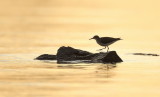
0,0,160,97
0,47,159,97
0,47,160,97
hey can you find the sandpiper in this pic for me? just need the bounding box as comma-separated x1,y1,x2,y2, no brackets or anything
89,35,122,52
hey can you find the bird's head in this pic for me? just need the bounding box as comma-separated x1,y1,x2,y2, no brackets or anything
89,35,99,40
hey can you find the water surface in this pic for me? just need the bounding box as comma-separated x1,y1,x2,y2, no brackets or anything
0,0,160,97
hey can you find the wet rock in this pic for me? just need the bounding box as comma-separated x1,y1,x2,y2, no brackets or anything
35,46,123,64
56,46,93,62
91,51,123,63
133,53,159,56
56,46,123,64
35,54,56,60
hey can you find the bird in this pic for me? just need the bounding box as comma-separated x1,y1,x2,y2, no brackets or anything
89,35,122,52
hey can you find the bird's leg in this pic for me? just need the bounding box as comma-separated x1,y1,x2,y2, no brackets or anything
96,46,106,51
107,46,109,52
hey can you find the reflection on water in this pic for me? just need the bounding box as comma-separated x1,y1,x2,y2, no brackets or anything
0,0,160,96
57,62,116,71
97,64,117,70
96,64,117,78
0,53,160,97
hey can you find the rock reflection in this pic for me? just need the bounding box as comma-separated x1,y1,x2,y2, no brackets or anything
57,65,87,69
43,60,117,79
97,64,117,70
57,63,117,79
95,64,117,78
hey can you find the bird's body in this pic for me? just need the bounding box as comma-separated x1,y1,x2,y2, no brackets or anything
95,37,121,46
90,35,122,52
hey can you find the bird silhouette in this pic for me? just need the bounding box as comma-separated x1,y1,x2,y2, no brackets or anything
89,35,122,52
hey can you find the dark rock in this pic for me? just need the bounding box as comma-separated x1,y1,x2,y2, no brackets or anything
57,46,123,64
56,46,93,63
35,54,57,60
91,51,123,63
133,53,159,56
102,51,123,63
35,46,123,64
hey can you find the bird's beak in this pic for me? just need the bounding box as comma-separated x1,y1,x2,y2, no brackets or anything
89,38,93,40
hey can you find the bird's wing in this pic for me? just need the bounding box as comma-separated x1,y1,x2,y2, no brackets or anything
100,37,119,44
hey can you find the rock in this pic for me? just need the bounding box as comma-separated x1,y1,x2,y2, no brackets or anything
35,46,123,64
56,46,123,64
102,51,123,63
35,54,56,60
91,51,123,63
133,53,159,56
56,46,93,62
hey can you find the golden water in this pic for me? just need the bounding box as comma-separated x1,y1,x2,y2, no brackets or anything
0,0,160,97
